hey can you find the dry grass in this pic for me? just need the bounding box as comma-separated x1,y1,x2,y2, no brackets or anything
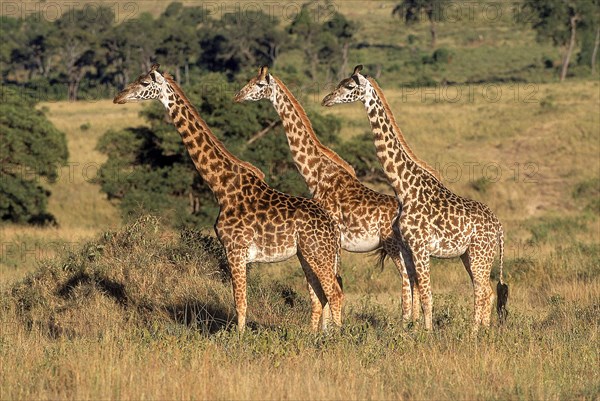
40,100,145,230
1,215,598,400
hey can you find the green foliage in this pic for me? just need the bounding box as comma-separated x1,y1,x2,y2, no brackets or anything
470,176,491,193
336,132,385,181
95,126,205,226
523,0,599,47
2,0,597,100
0,87,68,224
288,1,358,80
392,0,449,24
524,0,600,79
392,0,449,47
432,47,452,64
200,9,287,75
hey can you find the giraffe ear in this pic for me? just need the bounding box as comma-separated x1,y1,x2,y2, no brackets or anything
151,63,160,72
352,65,364,75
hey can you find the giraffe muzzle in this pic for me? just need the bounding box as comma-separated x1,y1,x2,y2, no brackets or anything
321,94,335,107
113,92,129,104
233,91,245,103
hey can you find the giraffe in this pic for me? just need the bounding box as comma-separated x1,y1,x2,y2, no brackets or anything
113,64,344,333
322,65,508,331
234,66,422,324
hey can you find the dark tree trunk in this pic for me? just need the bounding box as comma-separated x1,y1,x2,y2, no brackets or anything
560,15,579,82
430,20,437,49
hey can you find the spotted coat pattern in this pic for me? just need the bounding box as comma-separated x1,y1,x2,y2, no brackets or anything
322,67,507,331
113,65,344,332
234,66,421,323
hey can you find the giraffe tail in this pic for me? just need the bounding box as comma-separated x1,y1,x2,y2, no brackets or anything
496,223,509,324
375,247,389,272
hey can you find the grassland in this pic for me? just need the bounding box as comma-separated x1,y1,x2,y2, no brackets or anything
2,1,600,399
1,79,599,400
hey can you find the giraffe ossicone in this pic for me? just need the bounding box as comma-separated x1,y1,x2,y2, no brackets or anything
114,65,345,333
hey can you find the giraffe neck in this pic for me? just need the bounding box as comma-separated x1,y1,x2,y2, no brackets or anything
159,74,265,201
362,78,441,202
270,76,356,195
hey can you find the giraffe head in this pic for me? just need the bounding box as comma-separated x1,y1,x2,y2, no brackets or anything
113,64,167,104
233,66,274,103
321,65,369,107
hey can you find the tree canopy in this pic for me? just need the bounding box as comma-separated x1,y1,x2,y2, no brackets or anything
0,88,68,224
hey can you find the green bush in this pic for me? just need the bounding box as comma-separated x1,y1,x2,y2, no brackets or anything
0,87,68,224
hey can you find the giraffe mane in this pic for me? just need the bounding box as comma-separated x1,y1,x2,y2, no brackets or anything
272,75,357,178
367,77,441,181
163,72,266,181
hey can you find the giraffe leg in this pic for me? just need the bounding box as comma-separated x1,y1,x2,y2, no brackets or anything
300,251,343,328
321,302,332,331
296,208,343,329
226,248,248,333
411,276,421,323
299,254,326,331
305,279,325,332
398,242,422,324
411,251,433,330
461,250,494,331
386,243,413,325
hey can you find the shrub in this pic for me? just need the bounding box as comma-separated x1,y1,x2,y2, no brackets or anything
6,215,312,338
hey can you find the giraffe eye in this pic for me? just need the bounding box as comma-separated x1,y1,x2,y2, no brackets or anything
344,84,355,90
257,83,266,88
141,81,150,87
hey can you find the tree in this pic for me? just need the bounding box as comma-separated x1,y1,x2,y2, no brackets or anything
0,88,68,224
575,0,600,75
156,2,207,84
288,2,358,82
392,0,448,48
101,12,158,89
323,12,358,80
288,2,324,80
201,10,286,75
10,14,59,80
0,16,22,80
525,0,599,81
55,6,115,100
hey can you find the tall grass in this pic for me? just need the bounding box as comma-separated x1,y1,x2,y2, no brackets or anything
2,208,599,400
